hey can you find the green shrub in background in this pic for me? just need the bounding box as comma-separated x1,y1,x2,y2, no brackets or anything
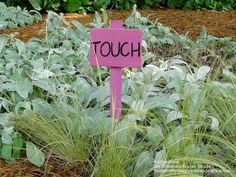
167,0,236,10
2,0,236,12
0,0,33,9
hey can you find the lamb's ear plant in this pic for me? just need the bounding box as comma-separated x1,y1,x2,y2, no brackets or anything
0,2,42,29
125,5,236,71
1,6,236,176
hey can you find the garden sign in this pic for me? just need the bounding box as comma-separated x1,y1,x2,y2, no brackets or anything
90,20,142,118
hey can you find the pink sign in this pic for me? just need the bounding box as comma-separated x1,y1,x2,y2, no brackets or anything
90,20,142,118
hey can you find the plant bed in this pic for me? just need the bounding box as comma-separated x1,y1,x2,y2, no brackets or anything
0,6,235,177
0,7,236,42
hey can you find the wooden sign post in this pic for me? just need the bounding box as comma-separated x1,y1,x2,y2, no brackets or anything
90,20,142,118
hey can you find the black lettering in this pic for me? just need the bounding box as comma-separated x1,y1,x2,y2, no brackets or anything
92,41,101,54
100,41,111,57
120,42,129,57
111,42,120,57
131,42,141,57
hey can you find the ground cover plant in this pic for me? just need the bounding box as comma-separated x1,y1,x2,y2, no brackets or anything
0,2,42,30
0,5,236,176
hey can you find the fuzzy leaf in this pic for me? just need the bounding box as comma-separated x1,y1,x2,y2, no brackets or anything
208,116,219,130
133,151,154,177
32,99,53,118
1,144,13,161
28,0,42,10
26,141,45,167
167,111,182,123
16,80,32,99
146,126,163,145
0,35,9,53
196,66,210,80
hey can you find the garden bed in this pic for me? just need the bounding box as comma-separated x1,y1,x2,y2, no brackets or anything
0,6,236,177
0,7,236,42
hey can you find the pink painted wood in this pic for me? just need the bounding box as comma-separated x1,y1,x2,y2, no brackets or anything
110,66,122,118
90,21,142,68
90,20,142,119
110,20,123,118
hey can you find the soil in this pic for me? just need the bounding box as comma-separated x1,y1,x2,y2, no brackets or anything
0,7,236,42
0,157,80,177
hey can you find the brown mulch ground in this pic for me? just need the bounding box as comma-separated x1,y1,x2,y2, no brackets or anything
0,8,236,42
0,157,81,177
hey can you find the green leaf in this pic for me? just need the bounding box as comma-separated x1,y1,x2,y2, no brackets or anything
26,141,45,167
133,151,154,177
0,35,9,53
101,9,108,25
12,137,24,159
91,12,102,28
184,0,195,9
15,40,26,56
15,101,31,113
1,127,14,144
196,66,210,81
32,69,55,79
1,144,13,161
167,0,185,8
167,111,182,123
154,149,167,176
205,0,214,7
199,26,207,39
154,149,167,164
29,0,43,10
33,80,56,95
208,116,219,130
32,99,54,118
195,0,204,5
147,126,163,145
64,0,81,12
16,80,33,99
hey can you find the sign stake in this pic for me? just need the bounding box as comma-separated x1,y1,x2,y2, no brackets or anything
110,66,122,118
110,20,123,118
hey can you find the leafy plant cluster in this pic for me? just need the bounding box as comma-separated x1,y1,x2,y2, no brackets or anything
4,0,236,12
0,2,42,30
1,0,32,9
0,6,236,176
159,0,236,10
27,0,155,12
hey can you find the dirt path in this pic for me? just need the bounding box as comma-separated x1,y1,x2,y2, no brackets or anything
0,8,236,42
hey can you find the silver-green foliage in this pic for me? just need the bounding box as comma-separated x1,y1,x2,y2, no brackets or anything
0,2,42,29
126,6,236,71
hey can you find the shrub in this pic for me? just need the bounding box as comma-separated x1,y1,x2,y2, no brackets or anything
4,0,236,12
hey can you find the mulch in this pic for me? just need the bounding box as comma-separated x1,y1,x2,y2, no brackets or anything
0,157,80,177
0,7,236,42
0,7,236,176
